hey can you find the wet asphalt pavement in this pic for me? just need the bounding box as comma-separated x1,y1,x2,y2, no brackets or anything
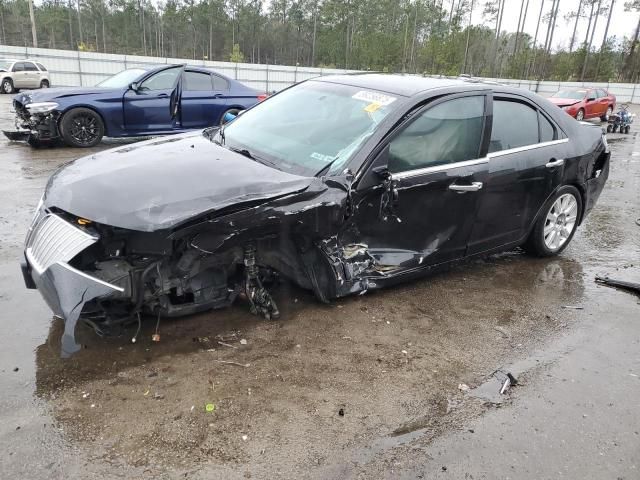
0,94,638,479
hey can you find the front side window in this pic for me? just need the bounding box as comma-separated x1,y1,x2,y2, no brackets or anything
596,89,607,98
23,62,38,71
388,96,485,174
184,71,213,91
489,100,539,153
218,81,399,176
139,68,182,91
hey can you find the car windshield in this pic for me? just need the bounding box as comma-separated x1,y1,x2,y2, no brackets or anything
97,68,146,88
552,89,586,100
0,60,12,72
216,81,401,176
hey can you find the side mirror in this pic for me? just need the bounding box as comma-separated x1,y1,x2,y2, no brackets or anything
587,96,596,102
129,82,139,92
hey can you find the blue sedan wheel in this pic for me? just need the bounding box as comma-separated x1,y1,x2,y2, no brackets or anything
60,108,105,148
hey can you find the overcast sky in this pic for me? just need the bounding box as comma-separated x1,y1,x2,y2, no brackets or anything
469,0,639,51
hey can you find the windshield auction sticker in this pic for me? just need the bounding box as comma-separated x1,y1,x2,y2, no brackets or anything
352,90,397,106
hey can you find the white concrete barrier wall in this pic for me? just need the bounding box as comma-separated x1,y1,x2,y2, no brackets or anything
3,44,640,102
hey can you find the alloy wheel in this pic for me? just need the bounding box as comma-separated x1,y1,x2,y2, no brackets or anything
543,193,578,251
2,80,11,93
605,106,612,120
576,110,584,121
69,114,99,146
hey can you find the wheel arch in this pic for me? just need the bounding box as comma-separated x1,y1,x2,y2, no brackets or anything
59,105,109,136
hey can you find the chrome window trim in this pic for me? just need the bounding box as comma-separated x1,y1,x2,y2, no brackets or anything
487,138,569,158
392,157,489,180
391,138,569,180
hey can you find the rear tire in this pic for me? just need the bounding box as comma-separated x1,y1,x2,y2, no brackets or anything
1,77,14,94
575,109,585,121
523,186,582,257
40,79,49,88
606,124,613,133
59,107,105,148
625,125,631,134
601,106,613,122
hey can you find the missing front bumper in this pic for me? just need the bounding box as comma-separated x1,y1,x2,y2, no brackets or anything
24,257,123,357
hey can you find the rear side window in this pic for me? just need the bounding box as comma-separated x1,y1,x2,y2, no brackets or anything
539,113,556,142
23,62,38,71
36,63,47,71
12,62,24,72
184,71,213,91
212,75,229,91
490,100,539,153
388,95,485,173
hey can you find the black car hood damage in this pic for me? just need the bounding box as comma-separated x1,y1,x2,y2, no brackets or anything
44,131,314,231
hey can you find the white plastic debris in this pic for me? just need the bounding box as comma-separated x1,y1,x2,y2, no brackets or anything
240,339,247,345
242,435,248,441
458,383,470,392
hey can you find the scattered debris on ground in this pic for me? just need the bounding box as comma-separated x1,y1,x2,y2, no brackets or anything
595,275,640,296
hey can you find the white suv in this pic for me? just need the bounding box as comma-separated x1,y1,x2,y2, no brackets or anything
0,59,50,94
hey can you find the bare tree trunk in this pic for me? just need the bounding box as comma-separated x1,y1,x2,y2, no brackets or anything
581,0,602,80
513,0,525,55
462,0,476,74
0,7,6,45
68,0,74,48
77,0,83,45
490,0,505,77
583,0,595,47
28,0,37,47
595,0,615,78
94,18,98,50
311,6,317,67
569,0,583,52
410,0,418,72
102,15,106,52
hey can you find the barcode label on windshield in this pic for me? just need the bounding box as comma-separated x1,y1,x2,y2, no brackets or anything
352,91,397,106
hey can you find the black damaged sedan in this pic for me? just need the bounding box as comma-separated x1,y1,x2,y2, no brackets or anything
22,75,610,356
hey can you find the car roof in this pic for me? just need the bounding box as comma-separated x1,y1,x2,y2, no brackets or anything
313,73,474,96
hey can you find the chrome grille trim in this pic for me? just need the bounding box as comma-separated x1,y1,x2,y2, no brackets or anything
25,214,98,274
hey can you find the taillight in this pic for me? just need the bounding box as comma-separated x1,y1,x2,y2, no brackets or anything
257,93,268,102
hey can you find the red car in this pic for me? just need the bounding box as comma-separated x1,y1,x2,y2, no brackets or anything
549,88,616,122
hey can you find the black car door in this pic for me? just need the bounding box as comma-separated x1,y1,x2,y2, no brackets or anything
466,94,568,255
123,66,183,133
350,93,491,270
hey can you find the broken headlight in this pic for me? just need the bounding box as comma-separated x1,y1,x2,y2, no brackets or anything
25,102,59,114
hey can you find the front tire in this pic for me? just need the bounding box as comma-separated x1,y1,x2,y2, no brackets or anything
523,186,582,257
59,108,105,147
575,109,585,121
1,78,14,94
40,79,49,88
601,106,612,122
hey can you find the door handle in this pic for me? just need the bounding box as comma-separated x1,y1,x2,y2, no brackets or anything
545,158,565,168
157,93,169,98
449,182,483,192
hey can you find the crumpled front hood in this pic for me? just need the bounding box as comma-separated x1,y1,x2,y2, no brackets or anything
14,87,120,105
43,131,313,232
548,97,581,107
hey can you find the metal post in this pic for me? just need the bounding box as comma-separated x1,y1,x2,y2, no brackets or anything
77,50,83,86
265,64,269,93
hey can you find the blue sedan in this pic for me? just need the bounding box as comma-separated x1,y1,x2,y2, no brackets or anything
6,64,265,147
